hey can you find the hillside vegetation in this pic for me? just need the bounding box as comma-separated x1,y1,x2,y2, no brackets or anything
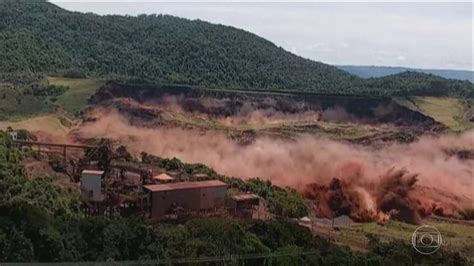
1,1,472,97
0,0,360,93
394,96,473,131
367,72,473,97
0,82,55,121
48,76,104,114
337,65,474,83
0,131,469,264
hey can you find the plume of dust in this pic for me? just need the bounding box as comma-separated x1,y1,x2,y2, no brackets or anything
139,95,321,125
219,108,321,125
321,105,358,123
75,108,473,223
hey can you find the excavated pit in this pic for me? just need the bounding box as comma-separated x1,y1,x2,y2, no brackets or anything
89,82,444,137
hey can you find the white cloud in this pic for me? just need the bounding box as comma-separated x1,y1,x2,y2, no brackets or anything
397,55,407,62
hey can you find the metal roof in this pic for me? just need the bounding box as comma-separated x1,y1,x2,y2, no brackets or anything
144,180,227,192
153,173,174,181
82,169,104,176
231,194,260,202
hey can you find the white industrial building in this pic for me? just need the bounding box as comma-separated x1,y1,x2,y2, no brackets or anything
81,170,105,202
6,128,18,141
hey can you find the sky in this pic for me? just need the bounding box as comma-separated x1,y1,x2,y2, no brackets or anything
51,1,473,71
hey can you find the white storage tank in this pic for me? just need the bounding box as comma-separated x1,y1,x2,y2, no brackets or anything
81,170,104,202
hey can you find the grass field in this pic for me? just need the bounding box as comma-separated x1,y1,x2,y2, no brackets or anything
394,96,472,131
336,219,474,260
48,76,105,115
0,77,104,121
0,115,72,139
302,216,474,262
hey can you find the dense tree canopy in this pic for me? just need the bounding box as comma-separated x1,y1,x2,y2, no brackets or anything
367,71,474,97
0,0,361,93
1,0,472,97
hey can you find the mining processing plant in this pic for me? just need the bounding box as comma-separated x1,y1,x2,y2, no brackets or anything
13,137,262,220
144,180,227,219
79,167,260,220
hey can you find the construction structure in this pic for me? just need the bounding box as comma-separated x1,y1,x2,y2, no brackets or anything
80,162,153,216
152,173,175,184
6,128,18,141
14,137,231,220
144,180,227,219
230,193,260,218
14,140,96,161
80,170,105,202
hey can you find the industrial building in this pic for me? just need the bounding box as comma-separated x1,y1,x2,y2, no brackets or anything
152,173,175,183
81,170,105,202
7,129,18,141
230,193,260,218
144,180,227,219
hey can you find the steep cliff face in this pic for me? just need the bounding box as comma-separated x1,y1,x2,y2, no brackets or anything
89,82,442,135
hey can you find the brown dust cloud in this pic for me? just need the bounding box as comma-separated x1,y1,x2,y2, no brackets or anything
75,108,473,223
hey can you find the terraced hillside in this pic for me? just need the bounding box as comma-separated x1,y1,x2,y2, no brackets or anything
394,97,473,131
82,81,452,144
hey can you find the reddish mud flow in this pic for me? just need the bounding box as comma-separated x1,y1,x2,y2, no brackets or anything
75,108,473,223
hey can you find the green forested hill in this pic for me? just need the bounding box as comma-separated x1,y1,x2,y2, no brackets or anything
337,65,474,82
0,0,472,97
0,0,362,93
366,71,474,97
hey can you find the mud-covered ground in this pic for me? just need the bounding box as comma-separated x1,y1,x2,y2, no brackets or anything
86,82,446,145
65,82,474,225
9,82,472,225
